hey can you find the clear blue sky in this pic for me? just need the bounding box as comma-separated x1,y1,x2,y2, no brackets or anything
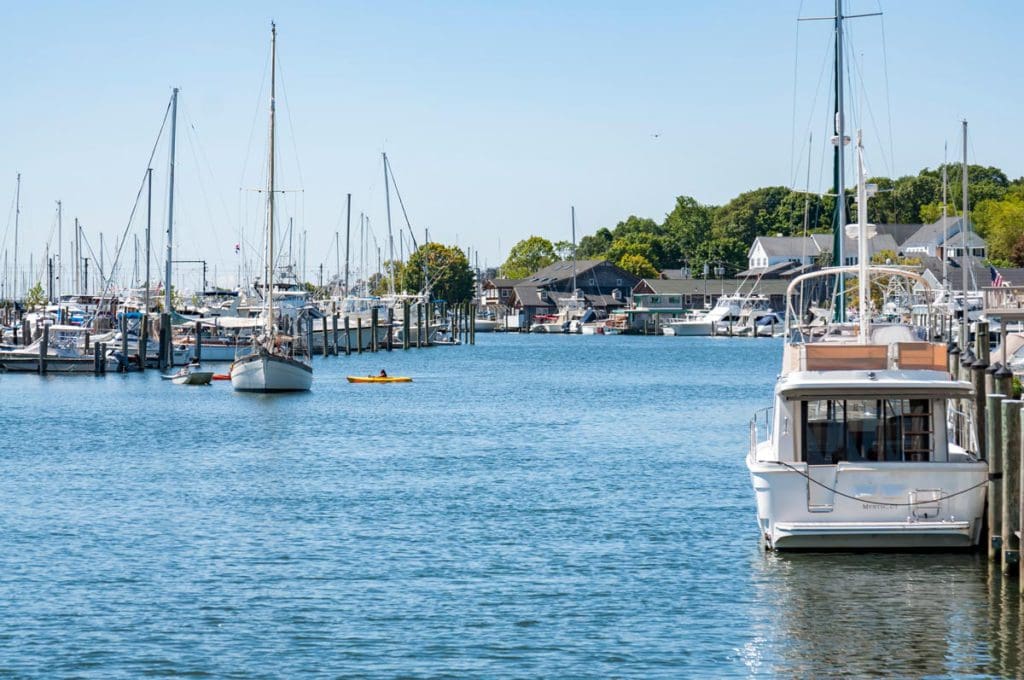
2,0,1021,290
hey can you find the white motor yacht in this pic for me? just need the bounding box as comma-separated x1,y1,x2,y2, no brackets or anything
746,132,987,550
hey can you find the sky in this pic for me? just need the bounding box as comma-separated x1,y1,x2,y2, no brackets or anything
2,0,1022,292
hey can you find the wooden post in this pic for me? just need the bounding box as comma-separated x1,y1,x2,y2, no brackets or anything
973,322,990,461
93,341,101,375
996,364,1014,399
321,316,329,357
139,314,148,371
988,393,1006,561
948,344,960,376
371,308,379,352
120,314,129,372
84,331,91,354
306,315,314,360
387,307,394,351
12,323,17,345
470,304,476,345
331,313,338,356
344,316,351,355
1002,399,1022,574
986,362,999,397
192,319,202,364
416,304,423,348
100,343,107,374
403,302,410,350
22,317,31,346
38,325,48,375
158,312,170,371
357,317,363,354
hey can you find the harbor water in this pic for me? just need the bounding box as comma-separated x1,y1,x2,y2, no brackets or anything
0,334,1020,677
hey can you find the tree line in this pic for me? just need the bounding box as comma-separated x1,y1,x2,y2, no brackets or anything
501,163,1024,279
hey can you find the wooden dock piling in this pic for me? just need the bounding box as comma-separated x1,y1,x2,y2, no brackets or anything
416,304,423,348
470,304,476,345
192,320,202,364
357,317,363,354
988,393,1006,561
139,315,148,371
1002,399,1022,574
38,325,49,375
973,322,990,459
403,302,410,350
371,308,379,352
344,316,351,355
386,308,394,351
331,313,338,355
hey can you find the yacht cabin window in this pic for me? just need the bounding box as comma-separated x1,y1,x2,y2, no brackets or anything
802,398,933,464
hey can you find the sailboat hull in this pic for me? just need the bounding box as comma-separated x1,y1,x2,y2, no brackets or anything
230,352,312,392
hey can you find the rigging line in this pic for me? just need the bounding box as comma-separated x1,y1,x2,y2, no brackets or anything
274,54,305,190
383,156,419,251
794,30,835,193
789,0,805,187
239,45,271,191
181,109,229,262
771,460,989,506
95,98,174,302
844,31,893,180
0,182,17,255
877,0,896,177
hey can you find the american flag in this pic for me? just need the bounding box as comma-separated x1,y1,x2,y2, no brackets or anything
991,265,1007,288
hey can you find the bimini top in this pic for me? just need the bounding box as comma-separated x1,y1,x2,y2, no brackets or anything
777,369,972,399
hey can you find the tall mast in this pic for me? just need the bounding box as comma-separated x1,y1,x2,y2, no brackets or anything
56,200,62,301
344,193,352,295
164,87,179,314
383,152,395,295
571,205,577,293
74,218,80,293
941,146,948,292
266,22,277,338
145,167,152,311
832,0,847,321
855,130,870,343
961,119,970,347
13,173,20,301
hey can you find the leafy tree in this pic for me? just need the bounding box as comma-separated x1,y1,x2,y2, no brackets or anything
501,236,558,278
576,228,613,259
24,281,46,310
617,253,658,279
401,243,474,302
605,232,670,269
974,194,1024,265
372,260,406,296
553,239,575,260
711,186,801,245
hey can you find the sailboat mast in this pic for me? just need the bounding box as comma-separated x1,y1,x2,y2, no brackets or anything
56,200,62,302
165,88,178,314
344,193,351,294
145,167,152,311
383,153,395,295
571,205,577,292
832,0,847,321
961,119,970,347
266,22,277,338
941,148,948,292
13,173,20,301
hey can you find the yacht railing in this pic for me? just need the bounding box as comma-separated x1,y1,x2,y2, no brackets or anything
949,406,978,457
750,405,774,453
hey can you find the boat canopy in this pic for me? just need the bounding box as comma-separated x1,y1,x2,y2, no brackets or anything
777,369,972,399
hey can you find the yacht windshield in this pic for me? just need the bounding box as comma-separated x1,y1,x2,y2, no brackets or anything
802,398,933,464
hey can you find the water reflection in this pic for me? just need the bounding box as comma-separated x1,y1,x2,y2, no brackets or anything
746,551,1022,677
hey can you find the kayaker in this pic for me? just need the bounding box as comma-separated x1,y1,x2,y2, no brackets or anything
379,369,388,378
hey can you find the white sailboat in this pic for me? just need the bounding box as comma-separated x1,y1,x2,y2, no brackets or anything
232,23,312,393
746,131,987,549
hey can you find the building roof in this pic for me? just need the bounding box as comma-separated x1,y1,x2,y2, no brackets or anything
750,236,823,259
635,277,792,297
996,268,1024,286
483,278,520,289
941,230,987,248
873,223,924,247
916,255,992,293
521,259,607,284
510,285,551,307
902,216,962,250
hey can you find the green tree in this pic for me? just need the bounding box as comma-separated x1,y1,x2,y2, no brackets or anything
711,186,801,245
605,232,669,269
24,281,46,310
501,236,558,278
576,228,613,259
372,260,406,296
974,194,1024,265
617,253,659,278
401,243,474,302
553,240,574,260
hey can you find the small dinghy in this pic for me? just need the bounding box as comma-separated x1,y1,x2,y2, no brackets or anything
347,375,412,384
162,366,214,385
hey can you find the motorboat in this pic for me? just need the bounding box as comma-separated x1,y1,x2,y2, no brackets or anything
746,131,987,550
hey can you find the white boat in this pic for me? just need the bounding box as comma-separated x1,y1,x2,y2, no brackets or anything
162,365,214,385
663,293,769,336
231,23,312,394
746,131,987,550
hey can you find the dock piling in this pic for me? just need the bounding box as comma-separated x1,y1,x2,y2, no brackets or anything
371,308,379,352
357,317,363,354
38,325,48,375
1002,399,1022,574
988,393,1006,561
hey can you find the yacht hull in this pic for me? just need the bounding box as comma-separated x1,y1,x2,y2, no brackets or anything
747,458,987,550
663,321,713,336
230,352,312,392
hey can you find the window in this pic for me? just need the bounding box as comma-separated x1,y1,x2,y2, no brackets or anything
669,297,679,304
802,398,933,464
617,278,623,286
500,290,509,299
651,296,660,304
973,247,985,257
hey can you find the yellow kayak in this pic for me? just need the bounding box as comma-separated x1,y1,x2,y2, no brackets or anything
347,376,412,383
